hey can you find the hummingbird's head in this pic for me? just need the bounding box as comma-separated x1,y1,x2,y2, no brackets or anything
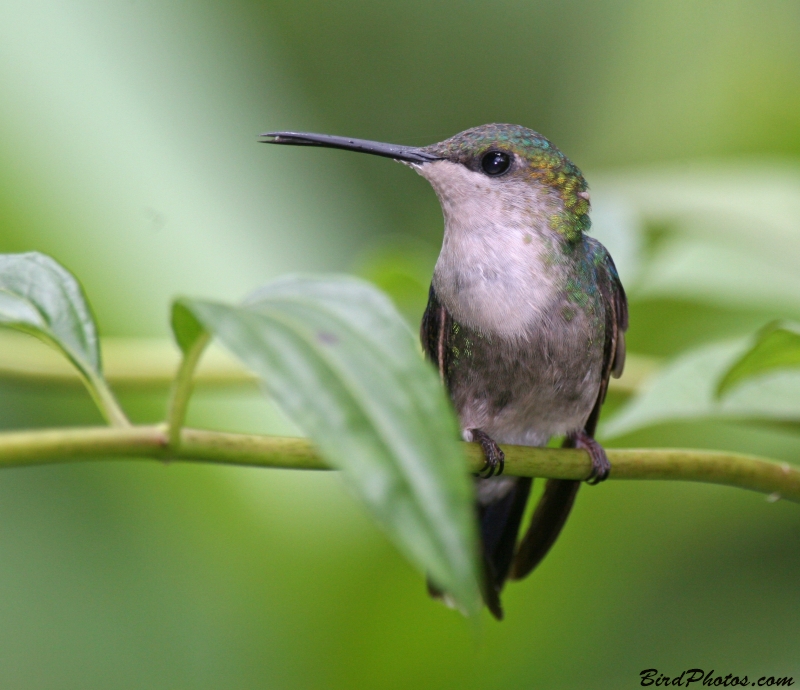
259,124,590,242
416,124,590,242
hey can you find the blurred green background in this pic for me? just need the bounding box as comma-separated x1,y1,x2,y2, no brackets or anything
2,1,800,687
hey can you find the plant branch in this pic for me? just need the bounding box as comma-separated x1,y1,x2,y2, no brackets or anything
0,425,798,502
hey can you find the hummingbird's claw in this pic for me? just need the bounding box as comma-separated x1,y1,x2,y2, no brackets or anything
470,428,505,478
569,430,610,484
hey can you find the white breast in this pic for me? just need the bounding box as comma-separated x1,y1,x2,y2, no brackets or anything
415,160,564,339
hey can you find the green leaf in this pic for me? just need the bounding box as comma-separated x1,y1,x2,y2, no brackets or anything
172,275,482,615
717,321,800,397
601,338,800,439
0,252,100,370
0,252,128,426
171,299,207,354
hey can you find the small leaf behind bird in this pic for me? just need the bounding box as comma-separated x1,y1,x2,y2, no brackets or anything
717,321,800,398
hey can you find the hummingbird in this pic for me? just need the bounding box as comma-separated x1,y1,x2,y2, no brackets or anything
260,124,627,620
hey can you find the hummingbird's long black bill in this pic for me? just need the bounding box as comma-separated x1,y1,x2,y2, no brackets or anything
259,131,440,164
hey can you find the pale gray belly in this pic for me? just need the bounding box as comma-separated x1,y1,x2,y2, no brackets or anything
446,305,604,446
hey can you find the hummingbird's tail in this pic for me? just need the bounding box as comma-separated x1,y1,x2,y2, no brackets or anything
426,474,532,620
476,475,532,619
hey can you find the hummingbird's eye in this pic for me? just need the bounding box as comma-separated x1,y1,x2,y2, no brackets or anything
480,151,511,176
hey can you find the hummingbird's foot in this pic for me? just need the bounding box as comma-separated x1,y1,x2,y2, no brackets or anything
469,428,505,478
569,430,610,484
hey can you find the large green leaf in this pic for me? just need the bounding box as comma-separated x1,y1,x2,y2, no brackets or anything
0,253,127,426
602,338,800,439
717,321,800,397
171,275,482,615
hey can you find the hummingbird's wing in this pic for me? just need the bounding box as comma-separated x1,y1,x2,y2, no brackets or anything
420,284,453,386
420,284,532,620
585,243,629,435
511,241,628,581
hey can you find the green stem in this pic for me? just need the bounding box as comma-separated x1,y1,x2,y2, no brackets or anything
83,370,131,428
0,425,798,502
166,333,211,448
31,333,131,428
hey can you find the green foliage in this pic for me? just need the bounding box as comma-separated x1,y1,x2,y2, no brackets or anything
717,322,800,398
0,252,483,618
591,164,800,441
172,276,481,615
0,252,127,426
603,335,800,440
0,252,101,378
2,2,800,685
602,340,748,439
